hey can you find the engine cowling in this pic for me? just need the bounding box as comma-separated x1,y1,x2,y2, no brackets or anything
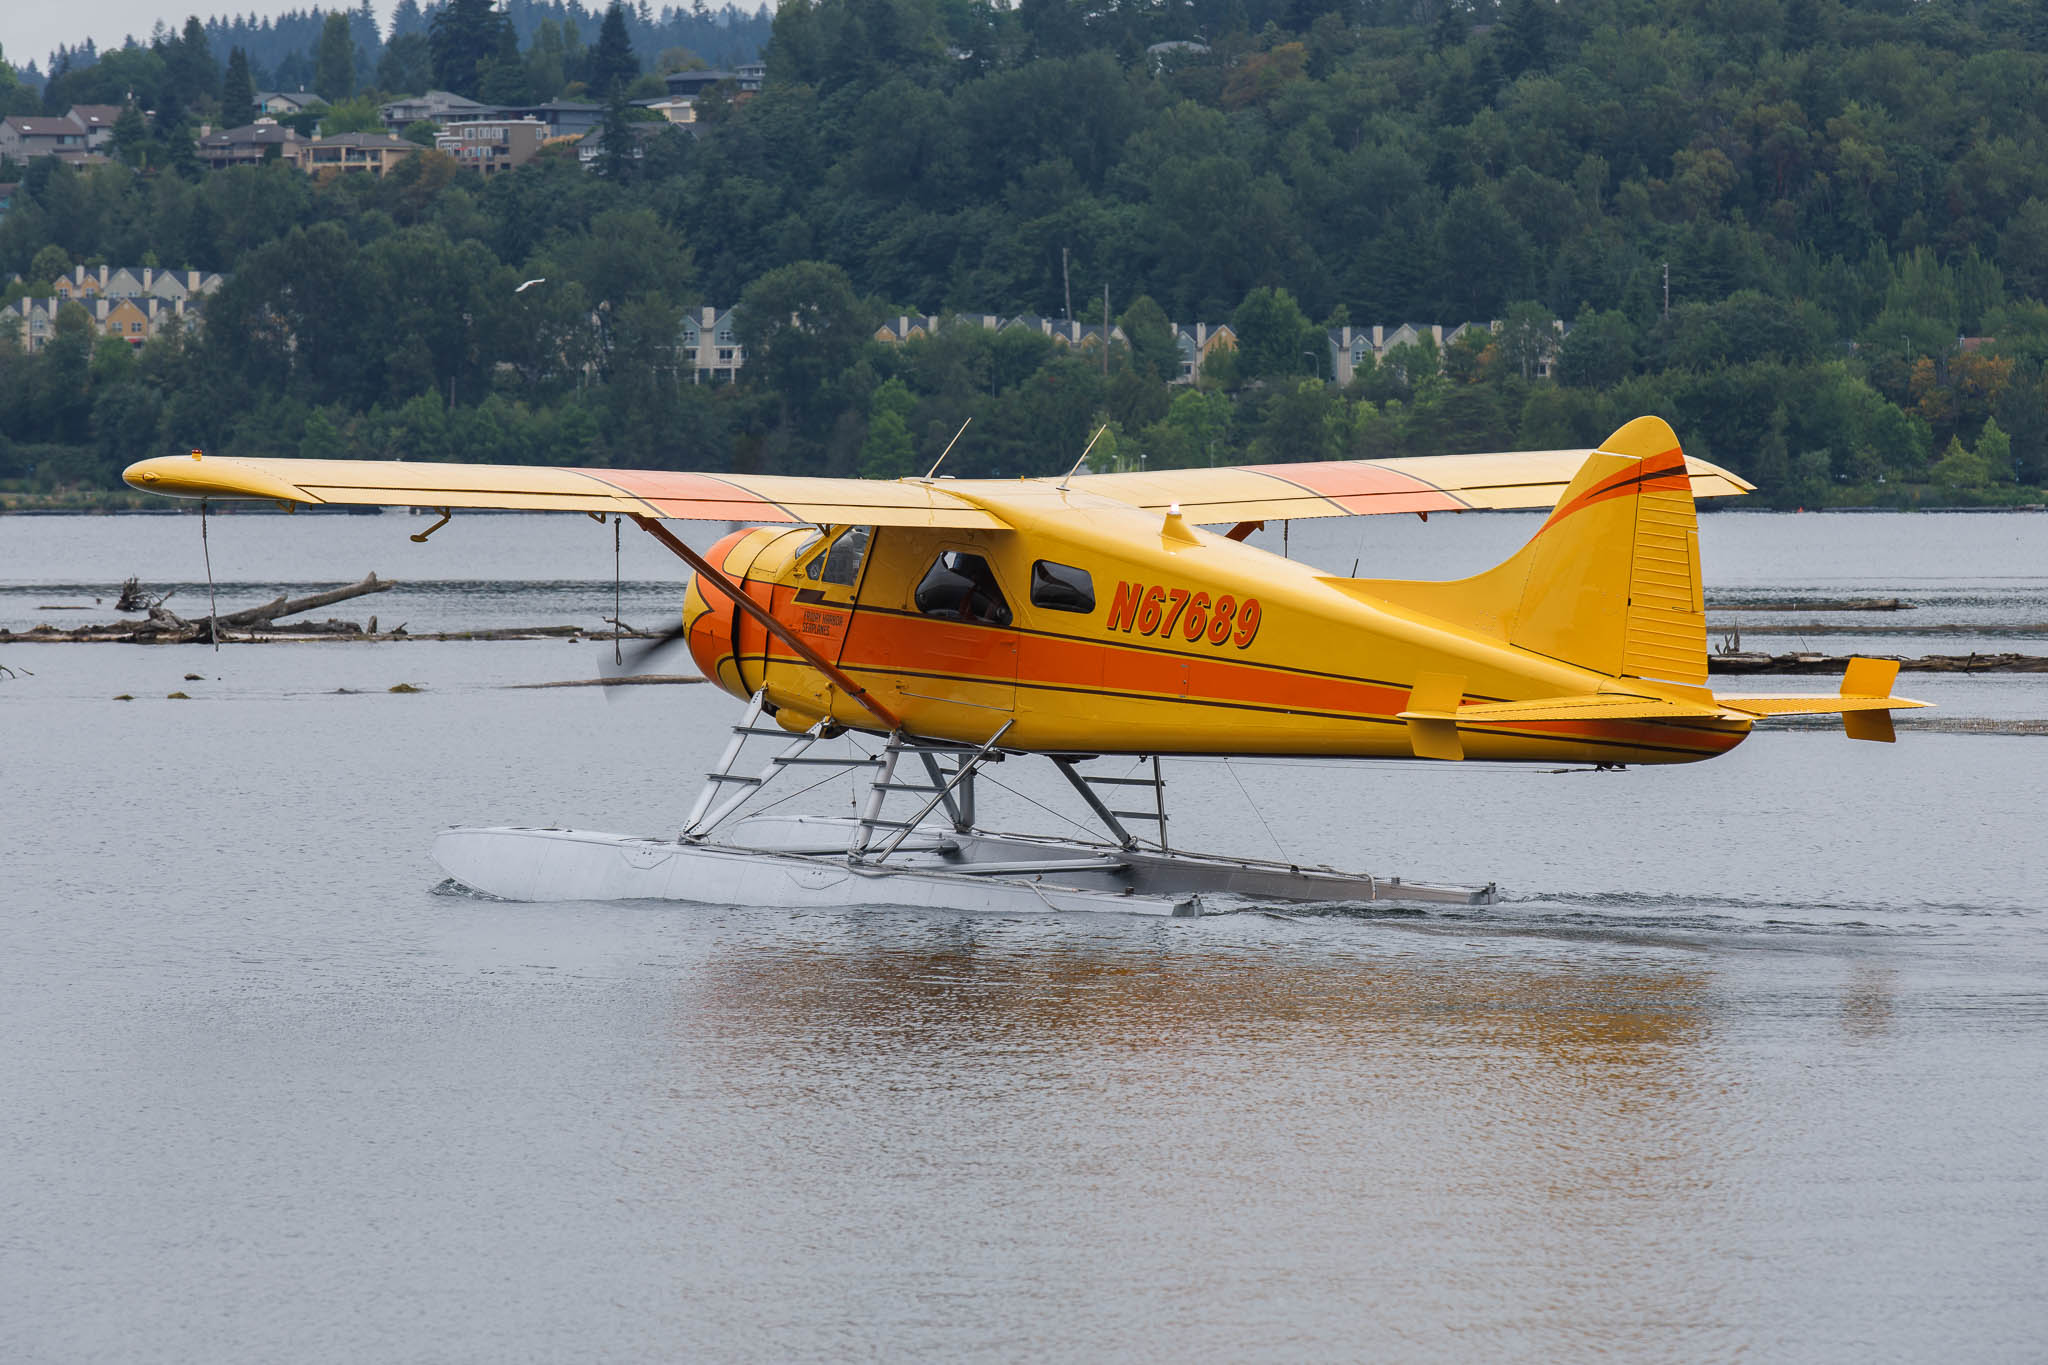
680,525,818,703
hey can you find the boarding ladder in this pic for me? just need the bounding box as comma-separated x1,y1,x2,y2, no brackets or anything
1050,756,1171,852
680,691,881,841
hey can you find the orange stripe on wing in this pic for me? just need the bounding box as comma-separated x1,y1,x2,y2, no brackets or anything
1240,461,1469,516
587,469,801,522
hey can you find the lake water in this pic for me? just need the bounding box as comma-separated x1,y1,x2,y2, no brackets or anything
4,510,2046,1362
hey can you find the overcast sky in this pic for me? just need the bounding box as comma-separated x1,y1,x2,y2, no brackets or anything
5,3,399,72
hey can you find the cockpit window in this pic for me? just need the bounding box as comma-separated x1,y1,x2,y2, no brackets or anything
914,551,1012,627
1029,560,1095,613
807,525,872,586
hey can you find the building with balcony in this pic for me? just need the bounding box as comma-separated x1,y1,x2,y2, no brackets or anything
289,132,421,177
436,118,549,175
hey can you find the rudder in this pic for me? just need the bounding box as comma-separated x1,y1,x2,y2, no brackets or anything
1350,416,1708,686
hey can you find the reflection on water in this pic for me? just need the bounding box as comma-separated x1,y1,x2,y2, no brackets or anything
690,933,1708,1059
1840,964,1896,1040
649,926,1744,1358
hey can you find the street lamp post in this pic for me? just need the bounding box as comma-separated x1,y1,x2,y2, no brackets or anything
450,309,472,409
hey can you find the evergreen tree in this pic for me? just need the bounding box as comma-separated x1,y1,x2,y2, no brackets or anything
599,88,638,179
110,104,151,166
1431,4,1467,51
378,34,434,94
479,19,533,104
430,0,501,98
221,47,256,129
1496,0,1549,79
1782,0,1822,51
0,43,40,118
316,12,357,102
592,2,641,98
389,0,429,41
1975,416,2014,482
169,16,221,104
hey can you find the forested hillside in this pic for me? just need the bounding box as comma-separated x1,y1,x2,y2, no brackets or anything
8,0,2048,506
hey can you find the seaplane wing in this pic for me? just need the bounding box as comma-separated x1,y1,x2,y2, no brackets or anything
1053,449,1752,523
121,455,1006,529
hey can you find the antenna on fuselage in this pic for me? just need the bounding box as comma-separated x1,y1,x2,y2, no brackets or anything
921,417,973,481
1057,426,1108,492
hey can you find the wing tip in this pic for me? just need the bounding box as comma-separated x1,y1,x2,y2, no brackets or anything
123,454,315,504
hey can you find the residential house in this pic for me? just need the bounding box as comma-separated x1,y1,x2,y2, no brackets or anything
66,105,125,152
0,115,92,162
874,315,942,343
290,132,421,177
1325,325,1378,385
46,265,225,307
436,118,549,175
680,306,744,383
489,100,602,140
135,268,226,304
1,292,204,352
636,95,700,127
735,63,766,90
255,90,318,116
576,121,664,170
1172,322,1237,383
661,69,759,102
379,90,491,131
198,120,303,169
1061,320,1127,352
1,296,61,349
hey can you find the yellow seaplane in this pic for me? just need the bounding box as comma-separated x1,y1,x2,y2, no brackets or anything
125,415,1925,915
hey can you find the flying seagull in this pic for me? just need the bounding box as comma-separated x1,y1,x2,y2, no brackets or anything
515,278,547,293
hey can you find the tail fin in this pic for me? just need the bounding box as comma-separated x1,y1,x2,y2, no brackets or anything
1348,416,1708,686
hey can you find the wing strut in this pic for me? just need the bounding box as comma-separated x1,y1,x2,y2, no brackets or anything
630,514,901,732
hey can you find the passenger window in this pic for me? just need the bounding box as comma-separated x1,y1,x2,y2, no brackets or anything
1030,560,1095,613
914,551,1013,627
810,525,872,586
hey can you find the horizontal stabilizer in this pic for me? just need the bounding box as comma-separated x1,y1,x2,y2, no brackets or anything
1716,694,1913,716
1717,657,1928,743
1438,694,1731,723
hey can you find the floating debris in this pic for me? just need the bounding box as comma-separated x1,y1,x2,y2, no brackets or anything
167,691,191,699
508,674,705,689
1709,597,1915,612
1711,652,2048,674
388,682,424,693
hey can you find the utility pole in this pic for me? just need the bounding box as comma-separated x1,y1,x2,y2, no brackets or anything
1062,246,1072,325
1102,282,1110,379
1663,262,1670,319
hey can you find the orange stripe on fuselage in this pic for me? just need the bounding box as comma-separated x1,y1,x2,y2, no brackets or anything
720,585,1738,757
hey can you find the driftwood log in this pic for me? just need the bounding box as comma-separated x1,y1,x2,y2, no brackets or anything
6,573,398,644
220,573,395,630
1710,651,2048,674
1708,597,1914,612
